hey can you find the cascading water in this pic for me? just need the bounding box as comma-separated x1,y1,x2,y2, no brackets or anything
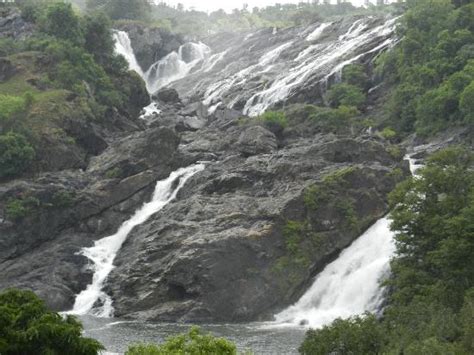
274,157,420,328
274,218,395,328
113,31,144,77
145,42,211,93
242,17,398,116
69,164,205,317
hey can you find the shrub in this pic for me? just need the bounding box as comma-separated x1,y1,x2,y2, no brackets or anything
380,127,397,140
125,326,237,355
326,83,366,109
5,196,40,221
0,289,103,354
258,110,288,135
342,64,370,90
0,132,35,178
0,95,26,128
309,105,359,133
299,314,387,355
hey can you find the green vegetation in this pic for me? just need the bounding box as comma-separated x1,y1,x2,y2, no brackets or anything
341,63,370,90
0,132,35,178
309,105,360,133
327,83,366,109
5,196,40,221
0,1,147,179
125,326,237,355
257,110,288,135
0,288,104,354
300,147,474,354
380,0,474,135
299,314,387,355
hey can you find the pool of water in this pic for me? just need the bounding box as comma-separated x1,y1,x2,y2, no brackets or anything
80,316,306,354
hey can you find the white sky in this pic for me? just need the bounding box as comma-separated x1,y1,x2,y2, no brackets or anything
159,1,365,13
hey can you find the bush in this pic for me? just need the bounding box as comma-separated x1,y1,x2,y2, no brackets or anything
380,127,397,140
0,95,27,130
0,289,104,354
258,110,288,135
125,326,237,355
326,83,366,109
0,132,35,178
309,105,359,133
5,196,40,221
342,64,370,90
299,314,387,355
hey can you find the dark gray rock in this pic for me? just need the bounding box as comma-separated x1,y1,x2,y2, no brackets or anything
153,88,181,104
0,8,34,40
237,125,277,156
0,57,15,81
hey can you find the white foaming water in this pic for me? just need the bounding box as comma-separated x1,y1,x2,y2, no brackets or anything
306,22,332,41
69,164,205,317
113,31,144,77
145,42,211,93
243,17,398,116
274,218,396,328
274,156,419,329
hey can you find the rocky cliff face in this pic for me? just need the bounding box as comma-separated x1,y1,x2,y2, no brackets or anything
104,99,407,322
0,11,409,321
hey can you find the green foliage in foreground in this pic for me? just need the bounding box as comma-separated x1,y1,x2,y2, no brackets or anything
299,147,474,354
299,314,387,355
125,326,237,355
0,289,104,355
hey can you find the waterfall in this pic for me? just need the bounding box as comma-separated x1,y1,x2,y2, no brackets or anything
69,164,205,317
113,31,144,77
275,218,395,328
242,17,398,117
306,22,332,41
275,157,420,328
145,42,211,93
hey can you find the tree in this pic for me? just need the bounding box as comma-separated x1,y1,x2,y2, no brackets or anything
125,326,236,355
0,132,35,178
41,2,84,46
83,12,114,66
0,289,104,354
460,80,474,122
299,314,387,355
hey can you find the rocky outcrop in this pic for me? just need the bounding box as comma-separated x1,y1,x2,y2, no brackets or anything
116,23,183,71
105,109,408,322
0,8,34,40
